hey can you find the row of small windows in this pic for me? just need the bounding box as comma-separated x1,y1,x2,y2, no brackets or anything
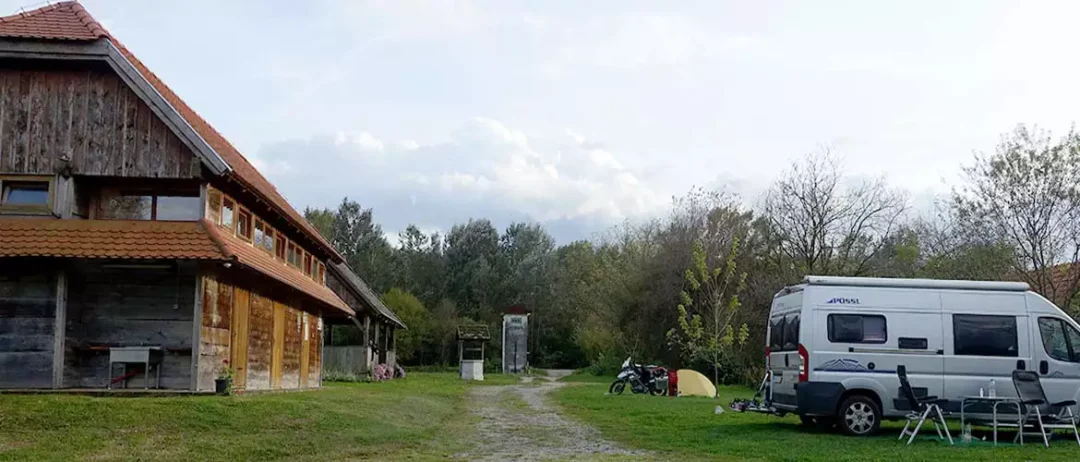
206,187,325,284
769,312,1080,362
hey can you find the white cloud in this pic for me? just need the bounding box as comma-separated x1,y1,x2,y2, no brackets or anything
255,117,667,242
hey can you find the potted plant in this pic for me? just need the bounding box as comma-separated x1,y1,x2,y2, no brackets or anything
215,359,234,395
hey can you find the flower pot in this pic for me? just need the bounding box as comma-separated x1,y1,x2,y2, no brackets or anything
215,378,231,395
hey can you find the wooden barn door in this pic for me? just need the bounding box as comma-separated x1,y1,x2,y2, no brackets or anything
230,287,250,390
271,302,285,389
299,313,311,388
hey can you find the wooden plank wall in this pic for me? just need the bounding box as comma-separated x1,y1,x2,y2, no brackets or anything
246,292,273,390
229,288,250,390
0,262,55,388
0,65,197,178
271,302,285,388
65,262,195,389
197,274,231,391
308,314,322,386
196,274,323,392
282,306,302,389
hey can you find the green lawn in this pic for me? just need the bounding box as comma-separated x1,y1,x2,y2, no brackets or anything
553,379,1080,461
0,373,473,462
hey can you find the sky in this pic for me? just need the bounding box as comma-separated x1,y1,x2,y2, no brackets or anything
13,0,1080,243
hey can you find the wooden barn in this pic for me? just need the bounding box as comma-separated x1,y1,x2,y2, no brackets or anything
0,2,396,392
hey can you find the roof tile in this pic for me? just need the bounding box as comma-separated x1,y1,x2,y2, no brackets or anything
0,218,227,259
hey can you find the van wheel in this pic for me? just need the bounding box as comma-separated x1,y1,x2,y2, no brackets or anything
838,396,881,436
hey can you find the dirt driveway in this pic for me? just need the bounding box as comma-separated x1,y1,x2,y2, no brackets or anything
455,370,649,461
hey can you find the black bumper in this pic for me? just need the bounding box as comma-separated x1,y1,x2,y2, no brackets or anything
794,381,846,416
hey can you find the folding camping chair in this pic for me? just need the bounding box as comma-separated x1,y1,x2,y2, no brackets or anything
898,365,953,445
1011,370,1080,447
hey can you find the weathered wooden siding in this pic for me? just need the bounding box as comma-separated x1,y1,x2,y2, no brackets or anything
197,274,231,391
308,314,321,386
0,65,197,178
229,287,250,390
65,262,195,389
283,306,301,389
195,275,324,392
246,292,273,390
0,263,55,388
271,302,285,389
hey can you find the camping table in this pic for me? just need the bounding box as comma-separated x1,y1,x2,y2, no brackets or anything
107,346,164,390
960,396,1023,446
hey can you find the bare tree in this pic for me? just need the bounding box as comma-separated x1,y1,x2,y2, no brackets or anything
761,150,908,276
953,125,1080,309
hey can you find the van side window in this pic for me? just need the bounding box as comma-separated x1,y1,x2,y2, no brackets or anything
783,314,800,351
953,314,1017,357
1038,317,1080,363
827,314,887,344
769,317,785,351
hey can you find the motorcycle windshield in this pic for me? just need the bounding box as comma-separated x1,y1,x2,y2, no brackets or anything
621,358,630,369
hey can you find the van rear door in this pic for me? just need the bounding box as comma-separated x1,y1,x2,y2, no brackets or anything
768,291,802,408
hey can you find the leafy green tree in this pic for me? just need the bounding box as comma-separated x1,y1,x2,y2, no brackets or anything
953,125,1080,307
395,225,448,307
381,288,432,364
304,207,336,241
329,198,395,292
444,219,501,320
667,238,749,396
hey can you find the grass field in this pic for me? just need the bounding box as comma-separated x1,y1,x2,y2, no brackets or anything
0,373,473,462
552,378,1080,461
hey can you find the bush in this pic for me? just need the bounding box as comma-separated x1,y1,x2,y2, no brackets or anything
584,352,625,376
323,370,364,382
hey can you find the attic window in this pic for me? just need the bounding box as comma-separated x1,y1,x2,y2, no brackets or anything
2,181,48,205
254,219,268,250
0,176,53,214
275,235,287,260
287,242,301,268
236,209,253,241
221,198,235,229
206,189,222,224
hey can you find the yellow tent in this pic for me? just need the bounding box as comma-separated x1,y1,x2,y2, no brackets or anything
676,369,716,397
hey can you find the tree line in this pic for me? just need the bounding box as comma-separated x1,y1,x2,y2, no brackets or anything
305,124,1080,383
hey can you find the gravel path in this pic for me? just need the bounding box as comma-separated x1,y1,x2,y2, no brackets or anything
455,370,647,461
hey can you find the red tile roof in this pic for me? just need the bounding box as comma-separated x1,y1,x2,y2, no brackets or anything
0,217,352,315
0,1,104,40
0,2,343,263
202,221,352,315
0,219,227,259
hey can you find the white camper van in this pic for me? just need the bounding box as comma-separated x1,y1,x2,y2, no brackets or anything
767,276,1080,436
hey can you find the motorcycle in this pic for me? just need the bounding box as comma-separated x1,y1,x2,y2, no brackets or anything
609,357,668,396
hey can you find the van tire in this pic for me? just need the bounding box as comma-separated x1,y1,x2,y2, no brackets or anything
837,395,881,436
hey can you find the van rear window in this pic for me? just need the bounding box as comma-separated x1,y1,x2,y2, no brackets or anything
769,316,785,351
828,314,887,344
783,314,800,351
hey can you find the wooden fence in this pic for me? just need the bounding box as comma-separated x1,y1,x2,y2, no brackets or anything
322,346,369,375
